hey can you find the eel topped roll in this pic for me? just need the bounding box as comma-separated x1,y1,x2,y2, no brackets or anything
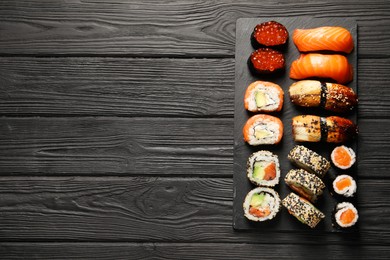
243,114,283,145
284,169,325,203
247,151,281,187
243,187,281,222
244,81,284,112
333,202,359,228
282,192,325,228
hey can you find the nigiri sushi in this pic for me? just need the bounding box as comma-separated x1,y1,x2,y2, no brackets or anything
290,53,353,84
244,81,284,112
293,26,354,53
289,80,358,113
292,115,357,143
243,114,283,145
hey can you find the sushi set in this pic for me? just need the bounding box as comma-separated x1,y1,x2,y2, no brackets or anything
233,17,359,232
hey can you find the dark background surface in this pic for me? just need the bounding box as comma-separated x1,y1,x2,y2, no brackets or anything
0,1,389,259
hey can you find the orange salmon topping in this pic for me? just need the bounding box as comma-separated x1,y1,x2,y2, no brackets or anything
249,206,271,218
340,209,356,224
264,162,276,180
333,147,353,167
336,177,352,191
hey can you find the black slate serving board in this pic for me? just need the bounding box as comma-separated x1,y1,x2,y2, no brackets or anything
233,17,358,231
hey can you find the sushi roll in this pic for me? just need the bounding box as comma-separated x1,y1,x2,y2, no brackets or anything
282,192,325,228
288,145,330,178
247,151,280,187
333,174,357,197
243,187,281,222
333,202,359,228
331,145,356,170
244,81,284,112
243,114,283,145
284,169,325,203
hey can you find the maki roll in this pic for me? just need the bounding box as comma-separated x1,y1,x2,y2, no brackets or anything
334,202,359,228
288,145,330,178
244,81,284,112
333,174,357,197
243,187,281,222
243,114,283,145
284,169,325,203
331,146,356,170
247,151,280,187
282,192,325,228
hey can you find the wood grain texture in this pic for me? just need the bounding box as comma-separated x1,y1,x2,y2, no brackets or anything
0,57,388,118
0,243,388,259
0,177,388,244
0,117,233,176
0,117,388,178
0,58,234,117
0,0,389,57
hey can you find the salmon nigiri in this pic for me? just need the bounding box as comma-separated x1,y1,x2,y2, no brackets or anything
290,53,353,84
293,26,354,53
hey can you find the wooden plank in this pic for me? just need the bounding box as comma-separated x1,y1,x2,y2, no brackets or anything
0,117,233,176
0,243,388,259
0,117,388,178
0,177,388,244
0,57,388,118
0,1,389,57
0,58,234,117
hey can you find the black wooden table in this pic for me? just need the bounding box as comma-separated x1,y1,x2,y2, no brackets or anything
0,1,389,259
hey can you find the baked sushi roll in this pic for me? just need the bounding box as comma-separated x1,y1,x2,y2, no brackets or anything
244,81,284,112
332,175,357,197
331,145,356,170
284,169,325,203
243,114,283,145
333,202,359,228
243,187,281,222
247,151,280,187
288,145,330,178
282,192,325,228
292,115,357,143
289,80,358,113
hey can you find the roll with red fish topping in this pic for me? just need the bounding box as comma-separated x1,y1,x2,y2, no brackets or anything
244,81,284,112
